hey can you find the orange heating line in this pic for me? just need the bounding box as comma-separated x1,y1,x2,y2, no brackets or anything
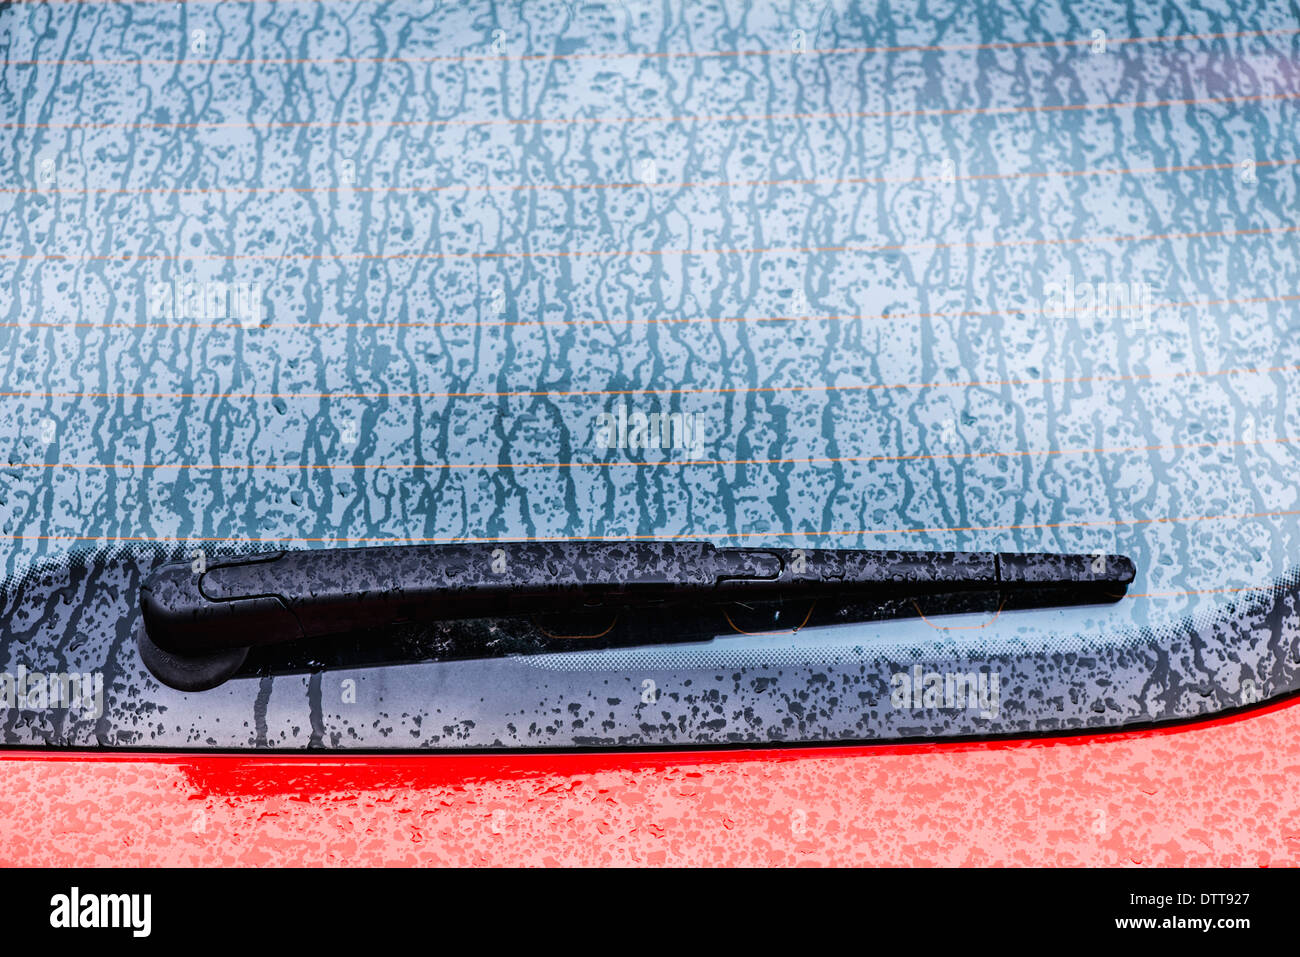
9,25,1299,66
4,434,1297,472
13,504,1300,545
9,222,1299,262
3,292,1298,331
7,89,1300,130
4,158,1298,196
2,356,1297,400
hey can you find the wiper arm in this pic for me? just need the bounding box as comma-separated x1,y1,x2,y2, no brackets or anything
138,541,1135,690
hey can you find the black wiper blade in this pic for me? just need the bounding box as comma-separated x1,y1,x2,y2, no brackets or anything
138,542,1135,690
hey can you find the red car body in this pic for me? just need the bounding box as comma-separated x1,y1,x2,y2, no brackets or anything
3,697,1296,867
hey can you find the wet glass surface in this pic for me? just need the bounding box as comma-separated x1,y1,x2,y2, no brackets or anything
0,0,1297,749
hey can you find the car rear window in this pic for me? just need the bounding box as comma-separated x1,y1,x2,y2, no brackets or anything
0,0,1297,749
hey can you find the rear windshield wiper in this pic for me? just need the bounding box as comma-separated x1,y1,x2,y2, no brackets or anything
138,542,1135,690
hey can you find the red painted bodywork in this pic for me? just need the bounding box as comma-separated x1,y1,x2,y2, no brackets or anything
1,698,1298,866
